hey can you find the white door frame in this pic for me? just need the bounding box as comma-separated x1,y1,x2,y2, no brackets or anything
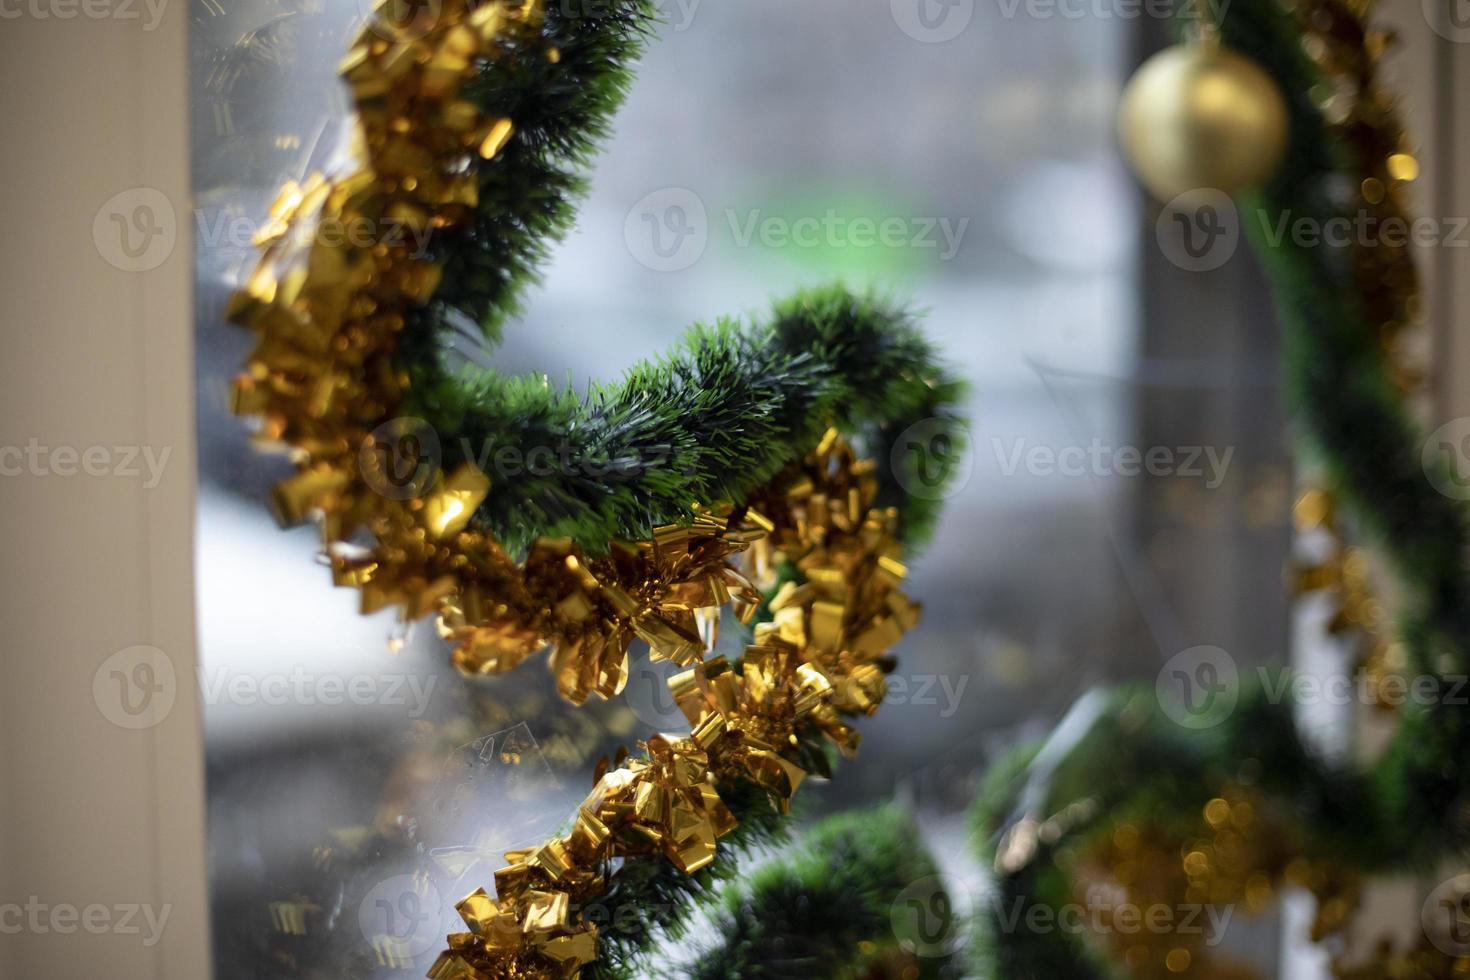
0,5,210,978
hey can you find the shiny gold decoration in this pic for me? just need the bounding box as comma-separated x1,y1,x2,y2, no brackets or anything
1284,0,1424,710
1291,485,1404,709
428,436,921,979
227,0,766,709
1072,787,1361,980
1295,3,1423,380
228,0,567,674
229,7,928,975
1118,36,1289,201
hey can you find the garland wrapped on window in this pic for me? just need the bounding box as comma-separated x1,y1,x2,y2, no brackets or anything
227,1,964,977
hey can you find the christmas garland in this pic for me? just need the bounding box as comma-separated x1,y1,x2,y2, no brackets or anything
226,2,962,978
974,1,1470,977
686,804,960,979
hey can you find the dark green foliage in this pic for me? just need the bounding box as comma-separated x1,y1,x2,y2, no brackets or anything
429,0,661,340
583,781,796,980
405,285,965,554
968,866,1109,980
1238,0,1470,865
684,804,960,980
394,0,967,553
768,289,968,545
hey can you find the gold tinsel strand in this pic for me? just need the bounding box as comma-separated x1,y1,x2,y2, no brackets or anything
1069,786,1360,980
227,0,760,708
1285,0,1424,714
226,2,927,977
429,436,918,978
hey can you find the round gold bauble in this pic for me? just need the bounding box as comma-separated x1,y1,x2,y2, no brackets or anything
1119,40,1289,202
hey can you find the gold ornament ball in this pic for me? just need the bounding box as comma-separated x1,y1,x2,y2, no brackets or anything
1119,40,1289,202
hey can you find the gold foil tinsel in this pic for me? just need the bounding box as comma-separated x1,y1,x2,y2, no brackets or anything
1072,787,1360,980
428,435,920,978
1283,0,1424,715
227,0,767,708
227,2,927,977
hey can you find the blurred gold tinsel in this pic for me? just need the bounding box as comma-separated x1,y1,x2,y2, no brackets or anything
1096,0,1465,977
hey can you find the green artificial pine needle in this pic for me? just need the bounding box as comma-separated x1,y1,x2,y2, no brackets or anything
386,0,965,556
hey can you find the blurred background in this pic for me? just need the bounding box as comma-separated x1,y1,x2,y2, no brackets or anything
188,1,1368,976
